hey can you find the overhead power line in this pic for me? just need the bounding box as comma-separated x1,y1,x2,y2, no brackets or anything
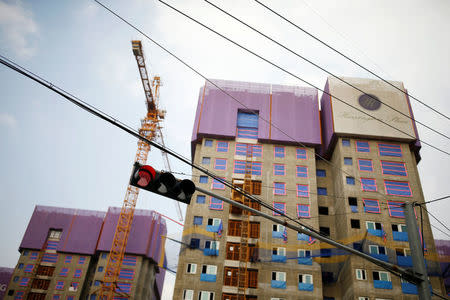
203,0,450,141
420,205,450,234
253,0,450,122
421,195,450,205
158,0,450,157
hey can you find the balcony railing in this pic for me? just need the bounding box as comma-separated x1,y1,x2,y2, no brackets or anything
298,283,314,291
271,280,286,289
373,280,392,289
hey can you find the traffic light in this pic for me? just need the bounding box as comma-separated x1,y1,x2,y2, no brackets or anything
129,162,196,204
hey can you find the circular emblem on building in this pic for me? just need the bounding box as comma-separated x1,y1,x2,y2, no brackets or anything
358,94,381,111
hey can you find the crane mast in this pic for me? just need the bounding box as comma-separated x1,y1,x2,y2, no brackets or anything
99,40,165,299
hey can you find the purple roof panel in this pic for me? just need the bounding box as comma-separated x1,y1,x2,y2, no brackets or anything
320,79,334,156
0,267,13,299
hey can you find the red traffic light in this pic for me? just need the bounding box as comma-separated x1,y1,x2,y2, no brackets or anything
135,165,156,187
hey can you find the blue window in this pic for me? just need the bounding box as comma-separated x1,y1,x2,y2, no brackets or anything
363,199,380,213
316,169,326,177
209,197,223,210
274,146,285,158
24,264,34,273
384,180,412,197
297,204,310,218
214,158,227,170
346,177,355,185
274,164,285,176
73,269,82,278
42,253,58,263
344,157,352,165
237,111,258,128
116,282,131,293
78,257,86,265
118,269,134,280
19,277,29,287
65,256,72,263
378,143,402,157
296,148,307,159
296,166,308,177
59,268,68,276
317,187,327,196
30,252,38,260
46,240,59,250
204,139,213,147
14,291,24,299
216,141,228,152
356,141,370,152
190,238,200,249
196,195,206,204
235,143,262,157
199,176,208,184
94,280,101,286
233,161,262,176
211,178,225,190
55,281,64,290
296,184,309,197
274,182,286,195
273,202,286,216
123,256,137,266
52,296,60,300
201,157,210,165
193,216,203,225
237,127,258,139
381,161,407,176
342,139,350,147
18,263,24,269
98,266,104,272
361,178,377,191
388,201,405,218
358,159,373,171
101,253,107,259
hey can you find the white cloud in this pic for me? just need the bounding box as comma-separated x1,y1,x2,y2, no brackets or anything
0,0,38,58
0,113,17,129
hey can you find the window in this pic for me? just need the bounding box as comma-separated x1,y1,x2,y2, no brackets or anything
320,249,331,257
355,269,367,280
42,253,58,263
346,176,355,185
53,296,60,300
19,278,29,287
342,139,350,147
115,282,131,293
298,274,313,284
98,266,104,272
30,252,38,260
183,289,194,300
201,265,217,275
361,178,377,191
94,280,100,286
237,111,258,139
214,158,227,170
273,247,286,256
228,220,241,236
190,238,200,249
381,161,407,176
319,206,328,215
18,263,24,270
316,169,326,177
211,178,225,190
13,276,19,282
356,141,370,152
378,143,402,157
205,139,213,147
46,240,59,251
369,245,386,255
216,141,228,152
296,184,309,197
317,187,327,196
296,148,307,159
252,181,262,195
373,271,390,281
358,159,373,172
387,201,405,218
344,157,352,165
296,166,308,177
235,143,262,157
348,197,357,206
320,227,330,237
274,146,285,158
65,256,72,263
298,249,311,257
351,219,360,229
73,269,82,278
198,291,214,300
193,216,203,225
366,221,382,231
186,263,197,274
201,157,210,165
59,268,68,276
273,183,286,195
273,224,285,233
273,164,285,176
199,176,208,183
297,204,310,218
249,222,260,238
363,199,380,213
384,180,412,196
272,271,286,281
49,230,62,240
392,224,407,232
233,160,262,176
209,197,223,210
197,195,206,204
207,218,221,227
78,257,85,265
55,281,64,290
24,264,34,273
123,256,137,266
117,269,134,280
205,240,220,251
358,297,369,300
273,202,286,216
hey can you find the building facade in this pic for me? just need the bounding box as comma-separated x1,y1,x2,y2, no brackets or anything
174,78,445,299
5,206,166,300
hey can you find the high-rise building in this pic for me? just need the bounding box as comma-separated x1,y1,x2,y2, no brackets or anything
5,205,166,300
174,78,445,299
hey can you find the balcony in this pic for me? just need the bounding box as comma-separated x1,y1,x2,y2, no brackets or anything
373,280,392,289
272,231,283,239
369,253,388,262
297,233,309,241
271,280,286,289
393,231,408,241
402,282,418,294
200,274,216,282
298,283,314,291
367,229,383,237
397,256,412,267
350,205,358,213
206,225,220,233
203,248,219,256
271,255,286,263
297,257,313,265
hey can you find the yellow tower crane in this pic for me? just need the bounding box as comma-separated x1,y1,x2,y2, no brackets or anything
99,40,182,299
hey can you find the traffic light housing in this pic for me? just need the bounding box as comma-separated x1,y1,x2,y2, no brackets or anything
129,162,196,205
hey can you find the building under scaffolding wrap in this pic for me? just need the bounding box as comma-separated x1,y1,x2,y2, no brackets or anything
174,77,446,299
4,205,166,300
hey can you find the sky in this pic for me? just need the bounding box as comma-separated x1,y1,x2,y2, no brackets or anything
0,0,449,298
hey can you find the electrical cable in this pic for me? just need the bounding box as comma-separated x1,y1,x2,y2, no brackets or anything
203,0,450,141
420,195,450,205
430,224,450,239
420,205,450,234
253,0,450,122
